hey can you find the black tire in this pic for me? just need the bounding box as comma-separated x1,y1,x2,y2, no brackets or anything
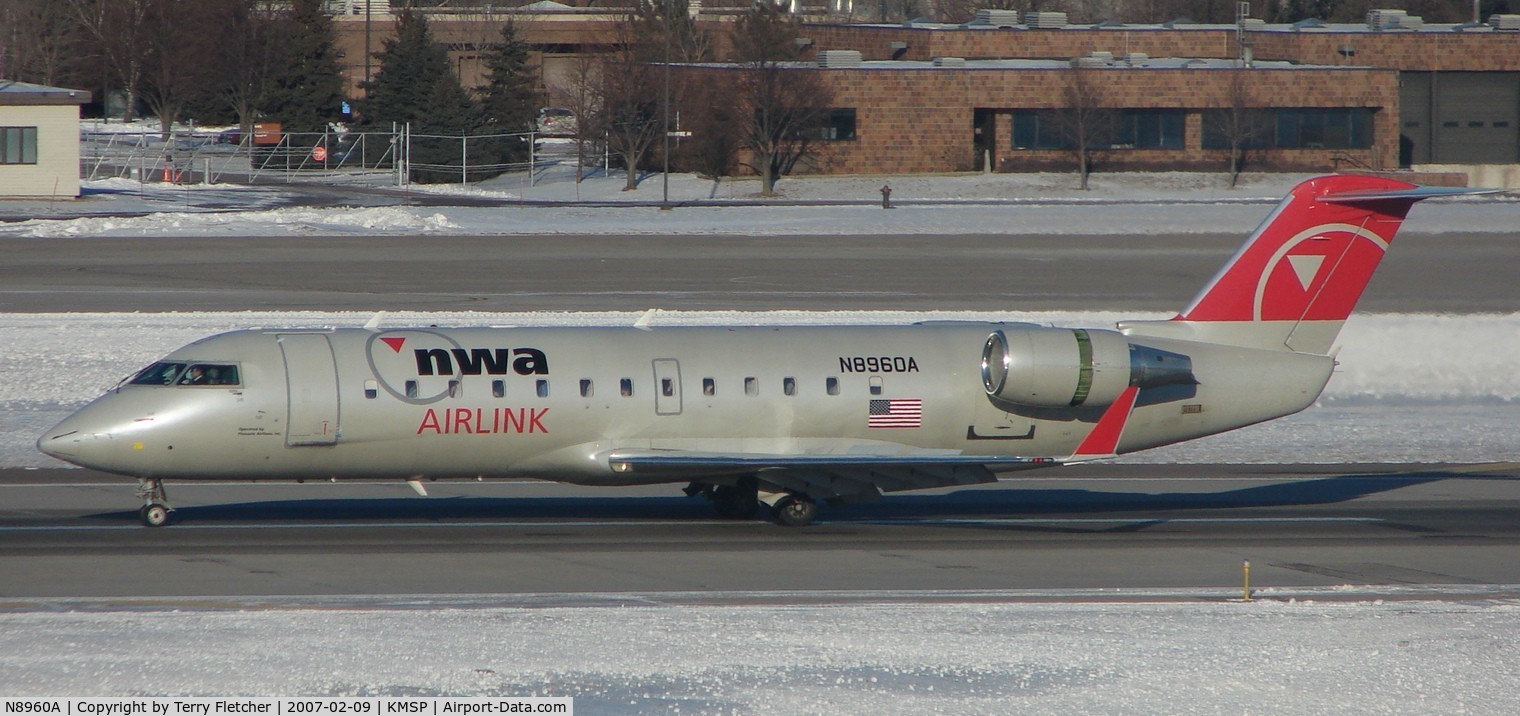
140,503,170,527
773,495,817,527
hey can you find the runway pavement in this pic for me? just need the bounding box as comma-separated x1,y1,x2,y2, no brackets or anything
2,232,1517,313
3,463,1518,600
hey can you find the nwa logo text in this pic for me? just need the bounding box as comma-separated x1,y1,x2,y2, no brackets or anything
413,348,548,377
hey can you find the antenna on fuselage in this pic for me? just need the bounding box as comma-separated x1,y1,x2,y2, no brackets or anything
363,312,387,330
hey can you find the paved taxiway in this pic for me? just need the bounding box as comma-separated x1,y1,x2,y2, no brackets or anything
2,232,1517,313
3,463,1518,599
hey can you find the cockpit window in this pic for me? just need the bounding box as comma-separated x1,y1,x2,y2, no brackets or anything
129,362,186,386
126,362,241,387
178,364,241,386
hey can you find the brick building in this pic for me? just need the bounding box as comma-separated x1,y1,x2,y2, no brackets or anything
796,18,1520,172
325,5,1520,179
676,58,1398,175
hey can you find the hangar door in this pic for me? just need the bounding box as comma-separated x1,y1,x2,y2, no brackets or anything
1402,72,1520,165
279,333,340,446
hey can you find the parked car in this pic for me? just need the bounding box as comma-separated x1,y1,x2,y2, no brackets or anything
537,107,576,137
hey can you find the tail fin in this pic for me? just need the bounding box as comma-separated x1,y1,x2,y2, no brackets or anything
1121,175,1482,354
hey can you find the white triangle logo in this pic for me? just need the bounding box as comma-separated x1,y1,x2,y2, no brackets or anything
1287,254,1325,291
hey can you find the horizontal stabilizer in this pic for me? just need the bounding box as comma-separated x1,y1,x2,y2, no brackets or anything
1318,185,1498,204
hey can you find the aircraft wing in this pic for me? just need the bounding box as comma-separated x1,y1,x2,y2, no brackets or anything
601,386,1141,500
603,449,1057,498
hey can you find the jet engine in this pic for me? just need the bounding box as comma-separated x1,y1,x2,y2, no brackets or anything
980,328,1195,409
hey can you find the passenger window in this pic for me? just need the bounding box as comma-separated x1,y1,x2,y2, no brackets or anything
662,378,675,397
783,377,796,396
580,379,594,398
745,377,758,396
447,379,460,398
492,380,505,398
536,379,550,398
405,380,418,398
620,378,634,397
826,377,840,396
703,378,715,396
869,376,883,396
364,379,378,399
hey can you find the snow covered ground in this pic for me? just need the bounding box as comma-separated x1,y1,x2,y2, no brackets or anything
4,164,1517,238
2,595,1518,712
4,166,1518,708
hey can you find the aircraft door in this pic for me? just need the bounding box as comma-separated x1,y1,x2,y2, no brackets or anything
279,333,340,446
652,359,682,415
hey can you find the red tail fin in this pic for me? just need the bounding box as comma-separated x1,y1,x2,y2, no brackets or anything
1122,175,1480,354
1179,175,1419,325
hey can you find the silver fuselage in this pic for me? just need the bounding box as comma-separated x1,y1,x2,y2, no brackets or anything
39,323,1332,485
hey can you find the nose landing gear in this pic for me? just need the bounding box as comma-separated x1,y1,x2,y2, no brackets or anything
136,478,172,527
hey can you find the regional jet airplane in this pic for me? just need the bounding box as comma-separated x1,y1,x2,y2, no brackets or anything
38,175,1479,526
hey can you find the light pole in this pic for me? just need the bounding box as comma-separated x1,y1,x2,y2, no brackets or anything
661,4,671,210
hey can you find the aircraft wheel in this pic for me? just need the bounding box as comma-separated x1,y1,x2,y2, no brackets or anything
710,479,760,519
140,503,170,528
772,495,817,527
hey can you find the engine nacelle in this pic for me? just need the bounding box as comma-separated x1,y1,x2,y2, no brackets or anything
981,328,1194,409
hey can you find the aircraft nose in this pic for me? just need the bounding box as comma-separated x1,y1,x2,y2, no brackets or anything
37,425,93,462
37,413,118,470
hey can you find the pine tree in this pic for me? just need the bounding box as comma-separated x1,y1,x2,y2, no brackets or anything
477,20,538,168
264,0,345,134
360,8,483,183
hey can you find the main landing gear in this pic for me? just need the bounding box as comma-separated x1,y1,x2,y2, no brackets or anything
770,494,818,527
686,477,820,527
136,478,172,527
688,477,760,520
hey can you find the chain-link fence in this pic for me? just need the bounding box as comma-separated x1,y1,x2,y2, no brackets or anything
80,125,554,187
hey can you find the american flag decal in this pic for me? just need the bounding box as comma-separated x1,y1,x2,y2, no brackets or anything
868,398,923,428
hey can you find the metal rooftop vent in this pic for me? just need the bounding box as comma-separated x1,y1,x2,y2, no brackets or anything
933,56,966,67
1239,18,1266,31
1071,51,1111,68
1125,52,1149,66
1491,14,1520,30
1367,9,1414,30
967,9,1019,27
1026,11,1069,29
817,50,863,68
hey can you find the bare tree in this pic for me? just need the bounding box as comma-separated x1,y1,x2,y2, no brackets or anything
213,0,286,140
1204,69,1272,188
557,53,604,184
139,0,220,138
70,0,154,121
731,6,834,196
1055,66,1115,190
597,15,662,191
0,0,83,86
675,79,739,187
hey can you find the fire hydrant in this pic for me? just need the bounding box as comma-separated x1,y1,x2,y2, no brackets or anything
880,184,892,209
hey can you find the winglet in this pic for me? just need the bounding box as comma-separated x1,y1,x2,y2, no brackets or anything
634,309,657,331
1067,385,1140,461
